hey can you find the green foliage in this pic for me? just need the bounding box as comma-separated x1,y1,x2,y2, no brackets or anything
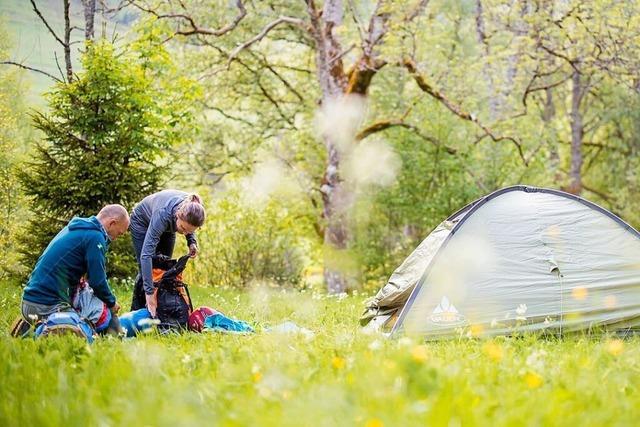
189,190,315,288
1,283,640,426
18,39,198,277
0,23,31,279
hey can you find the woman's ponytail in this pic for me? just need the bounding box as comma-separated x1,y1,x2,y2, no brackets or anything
177,193,206,227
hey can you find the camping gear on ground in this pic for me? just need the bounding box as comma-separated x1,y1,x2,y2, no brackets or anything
34,311,95,343
203,312,254,334
72,279,112,332
131,254,194,330
188,306,219,332
10,317,32,338
362,185,640,338
118,308,156,337
264,321,315,339
152,254,193,331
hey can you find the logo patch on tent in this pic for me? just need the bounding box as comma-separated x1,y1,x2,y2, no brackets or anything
429,296,465,325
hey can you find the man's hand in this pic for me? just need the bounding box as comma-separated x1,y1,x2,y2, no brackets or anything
146,293,157,317
189,243,198,258
110,302,121,314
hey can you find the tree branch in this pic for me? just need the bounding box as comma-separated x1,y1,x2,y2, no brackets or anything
345,1,390,95
250,51,305,102
128,0,247,37
403,57,526,163
0,61,63,82
227,16,305,67
30,0,65,47
203,103,255,127
406,0,431,22
356,119,457,154
582,182,611,202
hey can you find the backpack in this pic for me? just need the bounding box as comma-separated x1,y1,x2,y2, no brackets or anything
119,308,155,337
34,311,95,344
153,255,194,331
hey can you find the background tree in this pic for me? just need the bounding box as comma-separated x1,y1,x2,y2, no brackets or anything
6,0,640,291
19,38,198,276
128,0,530,293
0,24,32,279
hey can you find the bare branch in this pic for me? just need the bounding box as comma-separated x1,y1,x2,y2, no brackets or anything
54,51,66,83
345,2,390,95
256,79,296,127
329,43,356,66
356,118,457,154
128,0,247,37
250,51,305,102
0,61,63,82
202,103,254,127
347,0,367,43
406,0,430,22
30,0,66,47
97,0,128,14
403,57,526,164
227,16,305,67
538,43,580,73
582,182,611,202
522,75,569,108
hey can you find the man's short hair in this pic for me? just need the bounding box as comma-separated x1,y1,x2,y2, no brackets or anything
97,204,129,222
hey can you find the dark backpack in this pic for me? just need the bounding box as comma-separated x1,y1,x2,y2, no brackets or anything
131,254,193,332
155,255,193,331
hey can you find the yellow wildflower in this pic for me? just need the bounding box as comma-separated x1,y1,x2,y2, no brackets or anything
524,372,543,389
606,339,624,356
332,356,346,369
483,342,503,362
365,418,384,427
469,324,485,337
411,345,428,363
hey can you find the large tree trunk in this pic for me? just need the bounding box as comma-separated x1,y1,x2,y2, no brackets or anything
568,70,584,194
310,0,388,293
321,144,350,293
312,0,351,293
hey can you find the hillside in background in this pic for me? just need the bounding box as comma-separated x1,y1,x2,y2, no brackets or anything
1,0,133,106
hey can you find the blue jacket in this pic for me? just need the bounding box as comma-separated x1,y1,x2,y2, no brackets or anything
22,216,116,308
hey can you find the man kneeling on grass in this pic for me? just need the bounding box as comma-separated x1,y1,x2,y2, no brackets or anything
17,205,130,336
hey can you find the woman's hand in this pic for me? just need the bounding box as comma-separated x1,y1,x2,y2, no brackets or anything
189,243,198,258
145,293,157,317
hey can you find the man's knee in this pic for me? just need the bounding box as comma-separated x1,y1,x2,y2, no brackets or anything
21,300,72,325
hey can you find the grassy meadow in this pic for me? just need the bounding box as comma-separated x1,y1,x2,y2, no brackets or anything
1,280,640,427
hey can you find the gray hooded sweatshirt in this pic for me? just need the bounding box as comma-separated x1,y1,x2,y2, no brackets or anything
131,190,197,294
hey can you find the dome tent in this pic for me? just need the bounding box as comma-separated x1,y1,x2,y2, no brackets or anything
361,185,640,338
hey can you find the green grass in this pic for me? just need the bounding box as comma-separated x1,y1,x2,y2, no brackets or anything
1,281,640,427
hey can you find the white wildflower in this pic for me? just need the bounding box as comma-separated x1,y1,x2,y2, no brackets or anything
525,349,548,371
397,337,413,347
368,339,383,351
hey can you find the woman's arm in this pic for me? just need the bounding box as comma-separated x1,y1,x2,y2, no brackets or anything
140,210,169,294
